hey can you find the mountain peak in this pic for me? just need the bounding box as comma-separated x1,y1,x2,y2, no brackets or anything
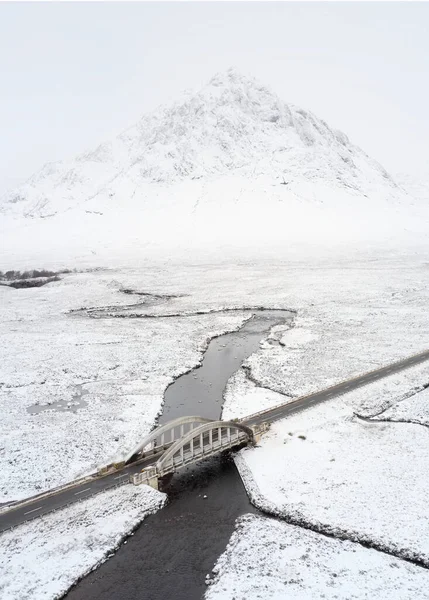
208,67,262,89
2,70,397,218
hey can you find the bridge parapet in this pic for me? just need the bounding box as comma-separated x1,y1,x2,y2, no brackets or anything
251,421,270,443
156,420,254,477
124,416,214,464
131,466,159,490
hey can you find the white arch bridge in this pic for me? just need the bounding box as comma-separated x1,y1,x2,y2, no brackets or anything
121,416,268,489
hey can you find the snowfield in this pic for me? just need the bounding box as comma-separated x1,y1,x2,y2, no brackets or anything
0,485,165,600
234,392,429,565
373,385,429,426
206,514,429,600
241,266,429,401
2,256,429,504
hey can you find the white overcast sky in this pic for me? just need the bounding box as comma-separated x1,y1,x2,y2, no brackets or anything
1,1,428,192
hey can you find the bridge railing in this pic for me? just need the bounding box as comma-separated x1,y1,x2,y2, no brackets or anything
240,397,299,423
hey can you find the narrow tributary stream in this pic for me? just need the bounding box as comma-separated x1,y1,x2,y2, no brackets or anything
66,309,293,600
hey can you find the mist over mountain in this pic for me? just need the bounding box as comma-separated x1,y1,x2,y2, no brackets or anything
1,69,427,266
396,172,429,202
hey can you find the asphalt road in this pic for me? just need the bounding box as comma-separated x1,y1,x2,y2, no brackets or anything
1,348,428,533
0,454,160,533
246,349,429,427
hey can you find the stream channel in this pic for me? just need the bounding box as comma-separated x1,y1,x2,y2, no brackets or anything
66,309,293,600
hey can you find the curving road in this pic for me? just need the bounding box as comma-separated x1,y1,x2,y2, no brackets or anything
1,348,429,533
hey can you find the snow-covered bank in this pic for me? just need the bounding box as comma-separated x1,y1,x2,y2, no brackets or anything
234,392,429,565
371,385,429,427
0,485,165,600
206,514,429,600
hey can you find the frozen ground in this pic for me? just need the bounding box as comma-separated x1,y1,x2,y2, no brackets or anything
371,385,429,427
241,264,429,401
234,386,429,565
206,514,429,600
0,485,165,600
224,355,429,421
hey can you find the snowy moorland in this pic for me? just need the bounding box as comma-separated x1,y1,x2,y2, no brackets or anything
375,386,429,426
206,514,429,600
0,485,165,600
2,256,429,503
1,256,429,598
233,385,429,565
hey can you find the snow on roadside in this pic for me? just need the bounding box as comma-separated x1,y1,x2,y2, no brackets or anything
234,397,429,565
372,386,429,426
223,326,429,422
0,485,165,600
205,514,429,600
223,368,289,420
341,361,429,417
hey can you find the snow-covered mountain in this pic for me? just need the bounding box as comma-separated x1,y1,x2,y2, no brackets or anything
1,69,398,218
1,69,427,267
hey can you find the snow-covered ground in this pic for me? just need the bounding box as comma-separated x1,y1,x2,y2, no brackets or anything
232,382,429,564
206,514,429,600
2,255,429,502
0,485,165,600
376,386,429,426
241,265,429,400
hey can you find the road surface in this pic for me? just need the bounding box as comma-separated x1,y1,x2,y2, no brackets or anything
246,349,429,427
1,348,428,533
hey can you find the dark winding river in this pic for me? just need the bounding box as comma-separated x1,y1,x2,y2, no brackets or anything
66,309,292,600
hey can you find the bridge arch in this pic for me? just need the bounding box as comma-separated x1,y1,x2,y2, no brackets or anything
156,420,254,476
124,416,214,464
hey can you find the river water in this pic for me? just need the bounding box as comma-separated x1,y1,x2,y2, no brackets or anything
66,309,292,600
